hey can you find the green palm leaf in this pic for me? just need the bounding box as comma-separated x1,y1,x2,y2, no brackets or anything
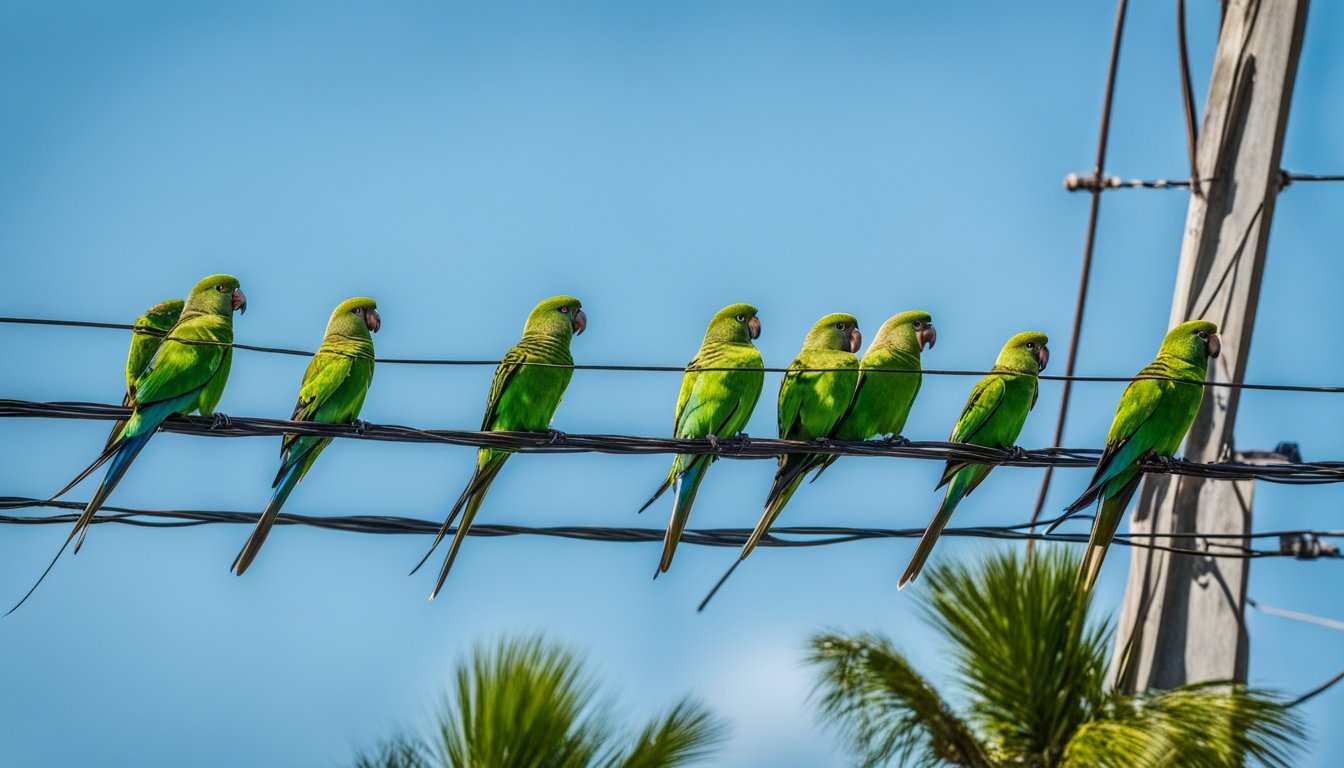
352,634,726,768
807,547,1307,767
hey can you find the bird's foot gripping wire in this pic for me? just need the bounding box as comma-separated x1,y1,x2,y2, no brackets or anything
705,434,722,453
352,419,372,436
1006,445,1031,463
1151,454,1176,472
883,434,911,446
210,413,233,431
545,428,568,445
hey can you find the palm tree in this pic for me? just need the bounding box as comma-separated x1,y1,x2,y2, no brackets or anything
807,548,1306,767
352,634,726,768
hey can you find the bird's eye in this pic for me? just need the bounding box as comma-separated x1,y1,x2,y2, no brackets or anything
1196,330,1208,340
735,314,746,322
835,322,845,330
353,307,363,315
912,320,923,330
215,284,228,293
560,306,570,314
1026,342,1035,350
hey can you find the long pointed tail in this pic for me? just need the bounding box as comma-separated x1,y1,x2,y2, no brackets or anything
232,463,303,576
899,473,973,589
741,454,815,561
1078,493,1127,592
638,471,674,515
410,454,507,576
7,430,154,615
657,456,709,575
422,453,508,599
428,484,493,601
72,430,154,554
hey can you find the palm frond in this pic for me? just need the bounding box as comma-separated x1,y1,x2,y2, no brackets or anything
807,632,992,767
429,634,611,768
1067,682,1306,768
616,698,728,768
352,634,728,768
921,547,1109,764
349,736,429,768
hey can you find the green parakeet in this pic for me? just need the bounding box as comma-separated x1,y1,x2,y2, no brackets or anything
415,295,586,601
105,298,185,451
817,310,937,476
1065,320,1220,591
231,297,381,576
639,304,763,574
740,312,862,559
12,275,245,613
899,330,1049,588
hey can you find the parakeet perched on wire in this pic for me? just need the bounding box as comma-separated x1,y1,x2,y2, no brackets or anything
414,295,586,601
11,274,246,613
899,330,1048,589
231,297,381,576
105,298,185,451
740,312,862,559
639,304,763,574
1063,320,1219,591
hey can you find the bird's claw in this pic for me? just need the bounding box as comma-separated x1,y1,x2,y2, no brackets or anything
733,434,751,455
1007,446,1031,462
352,419,372,436
545,428,568,444
883,434,910,446
706,434,722,452
210,412,233,431
1152,455,1176,471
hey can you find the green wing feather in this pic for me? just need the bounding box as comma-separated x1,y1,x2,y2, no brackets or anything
937,374,1007,488
132,314,231,409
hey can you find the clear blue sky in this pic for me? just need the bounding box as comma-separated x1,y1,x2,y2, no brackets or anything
2,2,1342,766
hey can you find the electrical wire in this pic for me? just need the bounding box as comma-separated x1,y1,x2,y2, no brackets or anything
5,317,1344,393
8,398,1344,485
2,497,1338,561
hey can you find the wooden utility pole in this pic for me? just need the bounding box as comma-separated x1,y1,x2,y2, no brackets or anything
1112,0,1309,692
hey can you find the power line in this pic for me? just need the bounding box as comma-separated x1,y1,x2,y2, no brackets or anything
1062,170,1344,192
4,316,1344,393
1245,598,1344,707
6,399,1344,484
2,498,1339,560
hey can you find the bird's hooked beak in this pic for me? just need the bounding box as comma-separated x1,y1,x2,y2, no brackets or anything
232,287,248,314
918,324,937,350
848,326,863,354
1035,344,1050,373
1206,333,1221,359
364,307,381,333
571,308,587,336
748,315,761,340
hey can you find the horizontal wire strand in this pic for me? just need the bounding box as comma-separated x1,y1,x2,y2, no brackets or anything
2,498,1337,560
4,316,1344,392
